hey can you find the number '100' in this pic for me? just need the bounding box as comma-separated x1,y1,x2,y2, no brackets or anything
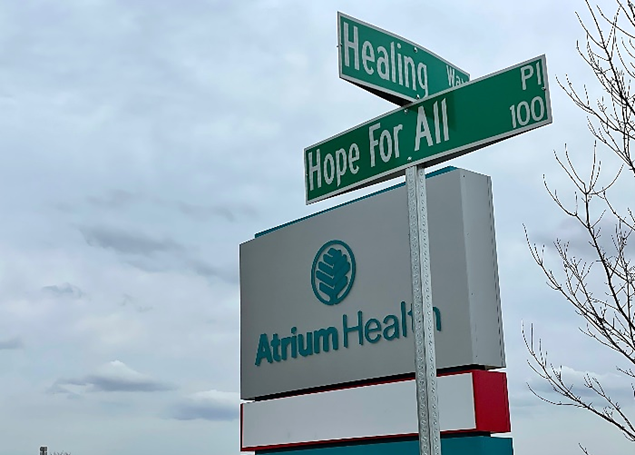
509,96,545,128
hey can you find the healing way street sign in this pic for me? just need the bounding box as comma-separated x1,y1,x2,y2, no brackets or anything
338,12,470,105
305,55,551,204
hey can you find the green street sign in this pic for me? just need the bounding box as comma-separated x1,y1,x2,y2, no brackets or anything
305,55,552,204
338,12,470,105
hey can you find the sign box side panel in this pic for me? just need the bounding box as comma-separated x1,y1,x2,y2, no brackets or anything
472,370,511,433
426,171,473,369
239,246,253,389
459,171,506,368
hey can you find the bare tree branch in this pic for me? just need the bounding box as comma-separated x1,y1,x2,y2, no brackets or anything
526,0,635,449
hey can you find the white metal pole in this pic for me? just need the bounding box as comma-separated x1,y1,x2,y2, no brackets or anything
405,165,441,455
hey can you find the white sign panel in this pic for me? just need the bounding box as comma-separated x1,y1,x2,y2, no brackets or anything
241,370,510,451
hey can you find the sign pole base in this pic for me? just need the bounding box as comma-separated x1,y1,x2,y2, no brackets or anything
406,165,441,455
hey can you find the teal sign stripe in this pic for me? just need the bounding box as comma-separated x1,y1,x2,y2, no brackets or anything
305,55,551,204
258,435,513,455
338,12,469,104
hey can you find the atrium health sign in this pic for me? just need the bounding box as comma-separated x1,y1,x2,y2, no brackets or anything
240,168,505,399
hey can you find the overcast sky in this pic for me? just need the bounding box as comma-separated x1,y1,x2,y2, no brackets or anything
0,0,634,454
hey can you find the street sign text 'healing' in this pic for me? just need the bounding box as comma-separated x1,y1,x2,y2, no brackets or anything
338,12,470,104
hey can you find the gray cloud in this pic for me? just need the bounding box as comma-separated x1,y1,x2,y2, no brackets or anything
80,225,236,282
521,366,635,408
83,189,255,224
80,226,183,257
50,360,174,395
183,257,236,282
41,283,86,299
47,382,82,400
120,293,134,307
120,294,153,313
87,190,137,210
175,201,257,223
176,202,236,222
533,216,635,260
168,390,239,422
0,337,24,350
84,375,172,393
121,255,234,282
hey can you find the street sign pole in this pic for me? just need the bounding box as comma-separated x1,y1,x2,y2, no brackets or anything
406,165,441,455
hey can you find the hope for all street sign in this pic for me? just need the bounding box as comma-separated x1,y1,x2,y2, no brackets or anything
305,55,552,204
338,12,469,105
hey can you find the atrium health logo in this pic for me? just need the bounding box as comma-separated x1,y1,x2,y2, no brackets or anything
311,240,356,306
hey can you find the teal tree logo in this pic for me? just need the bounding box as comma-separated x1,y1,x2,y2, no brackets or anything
311,240,356,306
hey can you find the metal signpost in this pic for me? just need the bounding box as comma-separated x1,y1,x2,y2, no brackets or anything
338,12,470,105
305,55,551,204
407,164,441,455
